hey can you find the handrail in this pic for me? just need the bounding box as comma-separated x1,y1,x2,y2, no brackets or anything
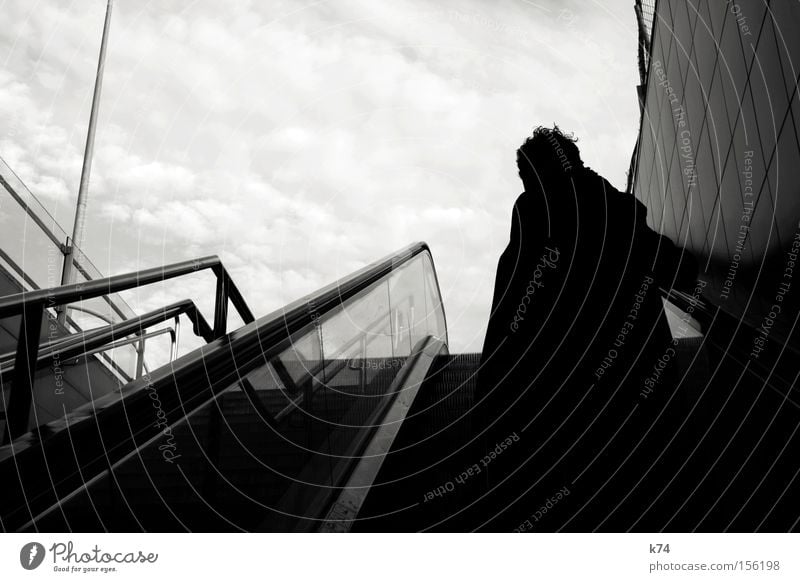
0,255,255,441
0,299,212,384
0,255,252,321
663,288,800,393
0,247,142,383
315,335,448,533
0,241,443,531
77,327,175,368
65,304,117,326
96,241,434,416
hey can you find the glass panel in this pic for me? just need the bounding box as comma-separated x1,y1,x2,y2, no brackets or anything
274,330,322,392
0,156,159,431
2,153,259,436
387,257,426,357
0,159,68,294
422,253,447,341
0,156,136,326
28,249,448,531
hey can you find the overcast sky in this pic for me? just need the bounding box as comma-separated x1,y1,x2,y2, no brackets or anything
1,0,640,352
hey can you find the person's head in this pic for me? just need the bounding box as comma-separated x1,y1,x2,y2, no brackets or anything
516,125,583,191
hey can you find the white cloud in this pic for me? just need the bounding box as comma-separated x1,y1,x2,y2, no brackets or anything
0,0,640,352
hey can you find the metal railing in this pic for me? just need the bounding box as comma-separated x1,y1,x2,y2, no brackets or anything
0,241,447,532
664,288,800,402
0,155,155,387
0,299,212,384
0,255,254,441
0,155,136,322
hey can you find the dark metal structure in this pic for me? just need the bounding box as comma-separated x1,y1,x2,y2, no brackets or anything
0,255,254,442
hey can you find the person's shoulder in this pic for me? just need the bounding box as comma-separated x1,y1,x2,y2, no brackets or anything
583,167,648,216
582,167,623,196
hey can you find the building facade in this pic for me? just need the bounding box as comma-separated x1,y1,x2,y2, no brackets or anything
632,0,800,354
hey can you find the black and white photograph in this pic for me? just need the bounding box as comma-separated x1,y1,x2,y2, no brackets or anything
1,0,799,578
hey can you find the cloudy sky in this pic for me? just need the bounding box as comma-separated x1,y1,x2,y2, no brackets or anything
1,0,640,352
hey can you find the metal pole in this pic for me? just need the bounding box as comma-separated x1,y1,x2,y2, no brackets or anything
58,0,113,325
5,304,44,442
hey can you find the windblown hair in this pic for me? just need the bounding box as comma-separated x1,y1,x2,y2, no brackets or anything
516,125,583,187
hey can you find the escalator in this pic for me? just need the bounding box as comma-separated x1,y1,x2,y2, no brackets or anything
351,353,481,532
1,241,799,532
0,242,449,532
353,331,800,532
25,356,408,531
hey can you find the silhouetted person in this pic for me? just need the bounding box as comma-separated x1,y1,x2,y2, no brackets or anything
470,126,698,531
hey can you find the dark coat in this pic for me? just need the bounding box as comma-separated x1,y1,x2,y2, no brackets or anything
470,167,698,530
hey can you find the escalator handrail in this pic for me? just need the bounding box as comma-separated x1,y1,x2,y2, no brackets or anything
664,287,800,392
3,241,436,456
76,240,435,417
1,254,254,440
0,299,213,383
0,242,443,530
313,335,448,533
664,287,800,357
0,254,254,326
